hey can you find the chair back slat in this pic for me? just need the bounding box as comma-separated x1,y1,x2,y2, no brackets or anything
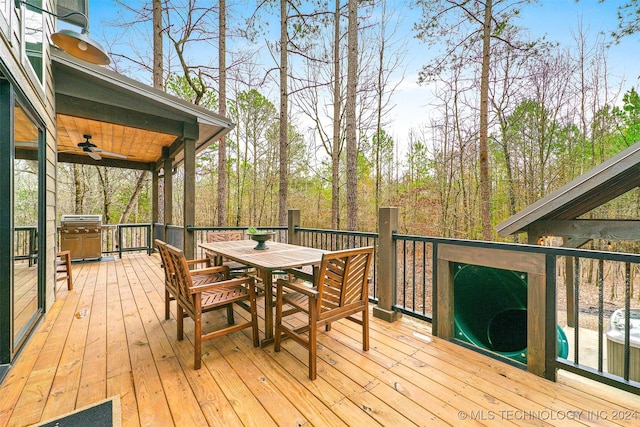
165,243,196,303
343,252,370,304
207,230,244,242
156,239,180,292
315,247,373,318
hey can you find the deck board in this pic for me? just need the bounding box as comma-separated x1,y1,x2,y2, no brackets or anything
1,253,638,427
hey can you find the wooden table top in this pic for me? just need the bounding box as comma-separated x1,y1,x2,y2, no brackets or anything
199,240,327,271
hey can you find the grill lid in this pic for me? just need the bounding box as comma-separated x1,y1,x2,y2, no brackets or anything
61,214,103,226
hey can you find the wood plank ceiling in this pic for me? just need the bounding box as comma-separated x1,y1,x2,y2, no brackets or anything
56,115,177,164
50,50,234,170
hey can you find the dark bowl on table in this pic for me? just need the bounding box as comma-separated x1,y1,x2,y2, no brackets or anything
248,231,276,250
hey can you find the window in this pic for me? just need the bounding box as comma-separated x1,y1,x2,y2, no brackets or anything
0,72,44,375
12,101,43,349
24,0,44,83
0,0,9,33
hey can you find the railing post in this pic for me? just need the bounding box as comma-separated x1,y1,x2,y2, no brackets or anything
544,254,558,381
288,209,300,245
183,138,195,260
146,224,152,255
163,148,173,244
373,207,402,322
117,225,123,259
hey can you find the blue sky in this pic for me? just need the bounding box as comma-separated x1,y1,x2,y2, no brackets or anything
390,0,640,142
84,1,640,150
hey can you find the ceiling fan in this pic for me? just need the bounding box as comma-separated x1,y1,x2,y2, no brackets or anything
74,135,128,161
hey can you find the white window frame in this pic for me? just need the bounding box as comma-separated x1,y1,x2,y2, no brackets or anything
19,0,46,88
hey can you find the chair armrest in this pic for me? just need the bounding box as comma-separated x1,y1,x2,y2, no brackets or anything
276,278,318,298
189,265,229,276
189,276,253,294
284,268,315,283
187,257,211,267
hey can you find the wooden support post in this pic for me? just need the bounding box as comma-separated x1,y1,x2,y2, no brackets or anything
288,209,300,245
528,272,549,378
163,151,173,243
183,138,195,259
373,207,402,322
152,167,159,241
436,257,454,339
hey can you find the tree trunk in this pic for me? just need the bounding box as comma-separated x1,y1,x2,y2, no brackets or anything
278,0,289,229
73,164,84,213
479,0,492,240
331,0,341,230
152,0,163,90
152,0,164,227
374,2,387,230
96,167,112,224
345,0,358,231
217,0,228,226
119,171,148,223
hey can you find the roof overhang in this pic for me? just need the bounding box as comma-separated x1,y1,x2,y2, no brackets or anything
496,140,640,237
51,49,234,169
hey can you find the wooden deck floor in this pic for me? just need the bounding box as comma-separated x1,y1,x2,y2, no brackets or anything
0,253,637,427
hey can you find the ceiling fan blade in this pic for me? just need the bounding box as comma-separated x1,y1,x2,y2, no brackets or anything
99,151,128,159
89,146,128,159
87,151,102,160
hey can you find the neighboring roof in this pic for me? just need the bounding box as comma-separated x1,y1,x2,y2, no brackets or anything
496,140,640,237
51,49,234,168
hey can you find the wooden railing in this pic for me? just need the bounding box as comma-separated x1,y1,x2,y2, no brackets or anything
14,226,38,266
86,209,640,394
57,223,152,258
290,208,639,394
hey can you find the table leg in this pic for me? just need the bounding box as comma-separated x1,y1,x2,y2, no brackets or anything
259,268,275,347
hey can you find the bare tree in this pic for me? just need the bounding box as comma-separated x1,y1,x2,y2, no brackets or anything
345,0,358,231
96,167,113,223
415,0,535,240
119,172,149,223
479,0,493,240
278,0,289,229
372,1,406,225
332,0,343,230
153,0,163,89
217,0,228,226
73,164,85,213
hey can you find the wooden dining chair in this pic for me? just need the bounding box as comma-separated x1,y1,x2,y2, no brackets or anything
204,230,252,273
56,250,73,290
274,246,374,380
156,239,223,321
165,243,259,369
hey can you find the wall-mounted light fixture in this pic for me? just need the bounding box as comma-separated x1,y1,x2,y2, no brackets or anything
15,0,110,65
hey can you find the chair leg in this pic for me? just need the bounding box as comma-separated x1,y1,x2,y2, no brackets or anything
226,305,235,325
177,303,184,341
309,302,318,380
249,281,259,347
165,289,171,320
362,307,369,351
274,284,283,352
63,252,72,290
194,311,202,370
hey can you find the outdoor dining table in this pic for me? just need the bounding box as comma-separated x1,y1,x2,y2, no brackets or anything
198,239,327,346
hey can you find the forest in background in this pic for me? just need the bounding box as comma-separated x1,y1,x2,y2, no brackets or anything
54,0,640,244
